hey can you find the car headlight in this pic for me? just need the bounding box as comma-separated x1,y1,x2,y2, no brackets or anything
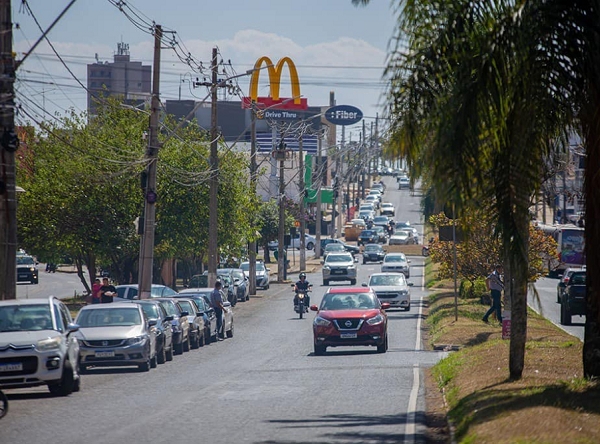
366,314,384,325
29,267,36,272
314,316,331,327
125,336,145,346
399,290,408,296
323,265,330,270
37,336,62,351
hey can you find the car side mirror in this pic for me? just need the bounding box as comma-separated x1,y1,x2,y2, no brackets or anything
67,323,80,335
266,268,271,272
320,260,324,265
354,257,359,263
180,311,189,317
361,282,368,287
408,260,412,263
290,283,295,288
165,315,174,322
381,302,391,310
148,319,158,327
408,282,414,287
310,305,318,311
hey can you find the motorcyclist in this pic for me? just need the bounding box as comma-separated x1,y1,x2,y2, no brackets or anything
294,272,312,308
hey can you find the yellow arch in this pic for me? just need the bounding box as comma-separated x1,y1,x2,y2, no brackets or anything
249,56,301,105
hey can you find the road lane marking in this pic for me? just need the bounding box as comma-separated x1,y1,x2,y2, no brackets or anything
404,364,420,443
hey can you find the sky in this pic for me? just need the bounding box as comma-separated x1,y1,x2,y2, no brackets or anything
12,0,399,140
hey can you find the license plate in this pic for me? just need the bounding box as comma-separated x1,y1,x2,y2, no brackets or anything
95,351,115,358
18,274,27,278
0,362,23,372
332,270,344,274
340,333,357,339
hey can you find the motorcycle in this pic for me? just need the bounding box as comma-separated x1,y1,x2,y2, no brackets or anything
0,389,8,419
422,245,430,257
292,284,312,319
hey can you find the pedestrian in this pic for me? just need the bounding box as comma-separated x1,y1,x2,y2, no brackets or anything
483,264,504,323
210,280,226,340
99,277,117,303
91,278,102,304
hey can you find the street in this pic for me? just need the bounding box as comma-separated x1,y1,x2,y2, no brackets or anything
2,178,449,444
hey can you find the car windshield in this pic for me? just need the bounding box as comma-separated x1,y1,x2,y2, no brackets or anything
325,245,344,251
189,275,208,288
158,301,180,317
16,256,35,265
321,293,379,310
326,255,352,263
374,217,388,223
364,245,381,252
0,304,53,332
139,303,159,320
77,308,141,327
361,230,375,236
231,270,245,280
178,300,193,314
385,255,406,263
370,275,406,286
570,272,586,285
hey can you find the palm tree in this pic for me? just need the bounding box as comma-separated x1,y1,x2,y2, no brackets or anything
354,0,600,378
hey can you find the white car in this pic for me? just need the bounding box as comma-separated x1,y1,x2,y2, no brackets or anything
381,253,411,278
363,272,413,311
380,203,395,217
389,229,416,245
0,297,81,396
398,177,410,189
269,233,316,250
322,252,357,286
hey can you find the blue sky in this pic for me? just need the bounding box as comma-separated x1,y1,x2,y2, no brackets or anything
13,0,398,138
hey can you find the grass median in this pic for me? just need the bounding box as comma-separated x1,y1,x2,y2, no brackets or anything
425,284,600,443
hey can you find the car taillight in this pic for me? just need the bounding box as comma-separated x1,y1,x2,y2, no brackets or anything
564,277,570,284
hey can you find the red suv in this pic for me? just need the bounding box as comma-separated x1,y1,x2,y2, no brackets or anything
310,287,389,355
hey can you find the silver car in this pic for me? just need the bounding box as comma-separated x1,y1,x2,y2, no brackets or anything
364,272,413,311
75,303,157,372
322,252,357,286
381,253,411,278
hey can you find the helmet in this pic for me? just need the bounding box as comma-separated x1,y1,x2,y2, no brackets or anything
299,272,307,279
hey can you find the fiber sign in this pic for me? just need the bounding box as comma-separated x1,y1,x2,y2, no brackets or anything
324,105,363,126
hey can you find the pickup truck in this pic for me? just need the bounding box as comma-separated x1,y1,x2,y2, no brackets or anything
560,271,586,325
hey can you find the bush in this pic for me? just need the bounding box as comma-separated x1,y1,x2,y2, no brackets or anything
459,278,488,300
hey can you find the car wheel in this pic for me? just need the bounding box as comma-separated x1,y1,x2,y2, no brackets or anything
33,278,39,285
362,259,366,264
314,343,326,356
323,279,329,286
557,290,561,303
191,329,200,349
174,340,183,355
246,293,250,301
377,335,388,353
138,358,151,372
165,344,174,361
150,353,157,369
183,334,191,352
48,360,75,396
226,322,234,338
72,371,81,393
78,364,88,374
157,342,166,364
350,279,357,285
405,304,411,312
198,330,205,347
306,242,314,250
561,302,572,326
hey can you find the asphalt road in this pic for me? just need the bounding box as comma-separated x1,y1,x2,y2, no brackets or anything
16,267,86,300
2,178,447,444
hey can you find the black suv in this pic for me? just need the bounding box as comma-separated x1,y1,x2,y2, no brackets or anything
16,254,39,284
559,271,586,325
358,230,378,246
362,244,386,264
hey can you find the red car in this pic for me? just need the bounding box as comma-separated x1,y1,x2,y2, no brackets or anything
310,287,389,355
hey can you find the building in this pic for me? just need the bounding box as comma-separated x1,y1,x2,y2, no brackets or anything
86,42,151,115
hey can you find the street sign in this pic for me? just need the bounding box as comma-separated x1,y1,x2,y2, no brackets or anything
324,105,363,126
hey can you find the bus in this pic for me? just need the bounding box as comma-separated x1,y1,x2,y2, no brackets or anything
536,224,585,277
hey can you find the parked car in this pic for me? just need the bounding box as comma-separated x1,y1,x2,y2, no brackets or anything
362,244,386,264
0,297,80,395
358,229,378,246
320,238,360,256
364,272,413,311
220,268,249,302
114,284,178,301
175,290,218,343
323,243,346,260
16,253,39,284
559,271,586,325
187,274,208,288
133,300,174,364
75,303,157,372
556,267,582,303
240,261,270,290
398,177,410,189
173,299,206,348
204,270,237,306
153,299,190,355
268,233,317,251
322,252,357,286
380,203,395,217
310,286,389,355
381,253,411,278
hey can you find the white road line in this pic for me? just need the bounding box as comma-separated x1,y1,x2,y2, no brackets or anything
405,364,420,443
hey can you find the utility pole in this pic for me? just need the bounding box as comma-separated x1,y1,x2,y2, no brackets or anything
277,140,286,282
138,25,162,299
299,136,306,271
0,0,17,300
315,132,322,258
208,47,219,286
248,102,258,295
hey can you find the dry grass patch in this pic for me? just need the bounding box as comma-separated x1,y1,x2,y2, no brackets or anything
427,291,600,443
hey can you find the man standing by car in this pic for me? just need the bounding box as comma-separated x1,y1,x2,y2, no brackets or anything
210,281,226,340
100,277,117,303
